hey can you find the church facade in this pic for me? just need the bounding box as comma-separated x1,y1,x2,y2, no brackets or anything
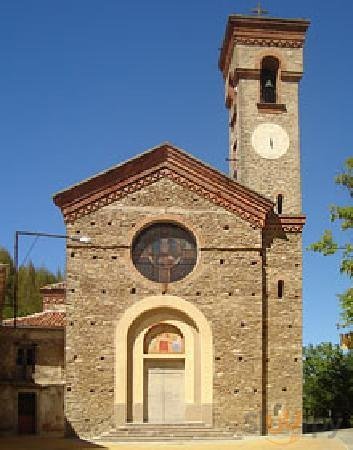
52,13,309,439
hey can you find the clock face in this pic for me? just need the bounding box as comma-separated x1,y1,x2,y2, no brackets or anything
251,123,289,159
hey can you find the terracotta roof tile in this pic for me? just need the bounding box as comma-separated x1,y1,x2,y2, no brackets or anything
2,311,65,328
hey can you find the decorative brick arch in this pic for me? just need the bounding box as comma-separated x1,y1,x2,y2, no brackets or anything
114,295,213,425
255,49,286,71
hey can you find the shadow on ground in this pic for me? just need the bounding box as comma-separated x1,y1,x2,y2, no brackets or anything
0,436,106,450
0,434,350,450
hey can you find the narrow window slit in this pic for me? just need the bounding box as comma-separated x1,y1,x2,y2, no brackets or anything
277,194,283,214
278,280,284,299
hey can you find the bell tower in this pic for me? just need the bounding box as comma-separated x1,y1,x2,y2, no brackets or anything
219,14,310,215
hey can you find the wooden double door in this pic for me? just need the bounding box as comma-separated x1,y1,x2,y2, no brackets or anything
145,360,185,423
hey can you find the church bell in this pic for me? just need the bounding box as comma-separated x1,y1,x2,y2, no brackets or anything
265,78,274,88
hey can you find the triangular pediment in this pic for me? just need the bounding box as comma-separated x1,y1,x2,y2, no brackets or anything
53,143,274,227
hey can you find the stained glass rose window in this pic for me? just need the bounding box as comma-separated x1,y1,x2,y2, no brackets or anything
132,223,197,283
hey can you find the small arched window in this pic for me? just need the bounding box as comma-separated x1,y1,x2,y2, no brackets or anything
260,56,279,104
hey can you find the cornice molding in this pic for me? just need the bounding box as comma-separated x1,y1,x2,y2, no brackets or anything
235,37,304,48
54,144,274,228
281,71,303,82
266,215,306,233
257,103,287,114
234,68,261,82
233,68,302,85
219,16,310,78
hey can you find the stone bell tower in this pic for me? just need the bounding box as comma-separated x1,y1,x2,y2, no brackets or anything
219,14,310,215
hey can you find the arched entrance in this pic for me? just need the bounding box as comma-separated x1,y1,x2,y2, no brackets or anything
114,296,213,426
143,322,186,423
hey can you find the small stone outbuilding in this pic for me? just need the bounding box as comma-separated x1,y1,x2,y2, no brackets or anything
0,283,66,435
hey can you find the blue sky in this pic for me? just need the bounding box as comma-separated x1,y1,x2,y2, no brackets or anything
0,0,352,345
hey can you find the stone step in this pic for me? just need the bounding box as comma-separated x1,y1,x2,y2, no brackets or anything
97,424,237,441
118,422,207,429
96,436,239,442
114,427,217,432
106,430,231,436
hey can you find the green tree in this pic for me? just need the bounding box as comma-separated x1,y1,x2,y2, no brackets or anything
0,246,63,318
303,343,353,426
309,158,353,327
0,247,15,318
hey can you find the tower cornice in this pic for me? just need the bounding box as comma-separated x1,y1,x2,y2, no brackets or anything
219,15,310,78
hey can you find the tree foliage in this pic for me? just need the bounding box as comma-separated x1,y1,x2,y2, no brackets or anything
303,343,353,425
0,246,63,318
309,158,353,327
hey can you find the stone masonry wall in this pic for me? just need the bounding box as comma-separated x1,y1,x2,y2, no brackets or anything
64,177,266,437
263,230,303,433
229,44,304,215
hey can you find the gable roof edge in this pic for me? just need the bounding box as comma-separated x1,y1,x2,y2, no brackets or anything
53,143,274,228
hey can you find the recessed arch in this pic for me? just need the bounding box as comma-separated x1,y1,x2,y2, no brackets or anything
114,295,213,426
144,323,184,354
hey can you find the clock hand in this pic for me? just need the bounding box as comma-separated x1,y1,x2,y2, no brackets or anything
270,137,274,149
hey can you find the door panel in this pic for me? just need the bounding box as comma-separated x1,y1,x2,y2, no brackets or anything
147,362,185,423
148,369,164,423
164,369,185,423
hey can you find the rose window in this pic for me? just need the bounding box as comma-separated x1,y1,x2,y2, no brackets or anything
132,223,197,283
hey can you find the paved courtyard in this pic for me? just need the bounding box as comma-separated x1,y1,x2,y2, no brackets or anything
332,429,353,449
0,433,351,450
